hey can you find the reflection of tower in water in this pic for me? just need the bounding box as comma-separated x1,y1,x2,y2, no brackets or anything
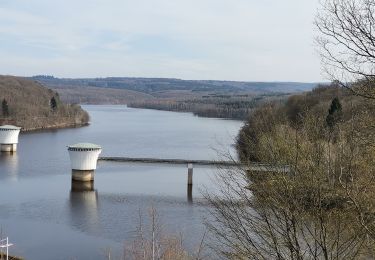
0,152,19,181
69,181,99,233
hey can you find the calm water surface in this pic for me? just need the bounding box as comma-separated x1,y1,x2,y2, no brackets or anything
0,105,243,259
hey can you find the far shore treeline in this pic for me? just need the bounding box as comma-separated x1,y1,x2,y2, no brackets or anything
32,75,319,120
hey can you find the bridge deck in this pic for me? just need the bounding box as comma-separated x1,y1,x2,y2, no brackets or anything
99,156,238,166
98,157,288,172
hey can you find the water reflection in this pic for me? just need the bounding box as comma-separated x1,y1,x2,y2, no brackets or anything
0,106,242,259
69,181,99,233
187,185,193,204
0,153,19,181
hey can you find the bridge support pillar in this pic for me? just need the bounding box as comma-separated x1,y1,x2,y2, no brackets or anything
187,163,193,186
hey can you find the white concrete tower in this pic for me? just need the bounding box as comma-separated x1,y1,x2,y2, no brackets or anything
67,143,102,182
0,125,21,152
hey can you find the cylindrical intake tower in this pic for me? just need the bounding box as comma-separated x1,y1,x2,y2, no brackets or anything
0,125,21,152
67,143,102,182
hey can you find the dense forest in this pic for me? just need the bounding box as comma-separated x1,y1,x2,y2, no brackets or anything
0,76,89,131
236,83,356,161
128,93,290,120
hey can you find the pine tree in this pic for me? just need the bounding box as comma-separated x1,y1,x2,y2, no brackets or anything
50,96,57,111
2,99,9,117
326,97,342,130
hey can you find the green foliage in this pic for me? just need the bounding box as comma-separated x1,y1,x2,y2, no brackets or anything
50,96,57,111
326,97,342,130
2,99,9,117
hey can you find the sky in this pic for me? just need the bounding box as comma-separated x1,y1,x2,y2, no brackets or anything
0,0,323,82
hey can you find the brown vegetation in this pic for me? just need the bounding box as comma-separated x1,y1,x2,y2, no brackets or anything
0,75,89,131
237,84,348,161
205,82,375,259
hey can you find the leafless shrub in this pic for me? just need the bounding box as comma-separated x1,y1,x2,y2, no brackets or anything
122,207,207,260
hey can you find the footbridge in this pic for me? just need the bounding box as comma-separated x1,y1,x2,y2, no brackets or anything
98,156,288,186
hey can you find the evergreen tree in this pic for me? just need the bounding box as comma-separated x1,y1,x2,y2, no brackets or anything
50,96,57,111
2,99,9,117
326,97,342,130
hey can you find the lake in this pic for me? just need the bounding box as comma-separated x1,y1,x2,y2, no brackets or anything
0,105,243,259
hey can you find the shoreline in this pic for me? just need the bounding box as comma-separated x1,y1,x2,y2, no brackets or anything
127,104,248,120
84,103,245,121
21,122,90,133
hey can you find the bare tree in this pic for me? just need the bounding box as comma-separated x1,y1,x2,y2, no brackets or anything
205,101,375,259
123,207,207,260
315,0,375,98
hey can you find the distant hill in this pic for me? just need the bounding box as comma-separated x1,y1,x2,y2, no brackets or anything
0,75,89,131
49,85,154,104
32,76,319,104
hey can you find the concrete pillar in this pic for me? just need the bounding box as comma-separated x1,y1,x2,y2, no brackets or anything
0,144,17,152
71,170,95,182
71,180,94,192
187,163,193,186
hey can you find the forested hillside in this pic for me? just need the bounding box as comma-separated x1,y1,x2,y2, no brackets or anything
218,82,375,258
129,93,289,119
0,76,89,131
49,84,153,104
237,83,362,161
32,75,318,119
32,76,317,95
